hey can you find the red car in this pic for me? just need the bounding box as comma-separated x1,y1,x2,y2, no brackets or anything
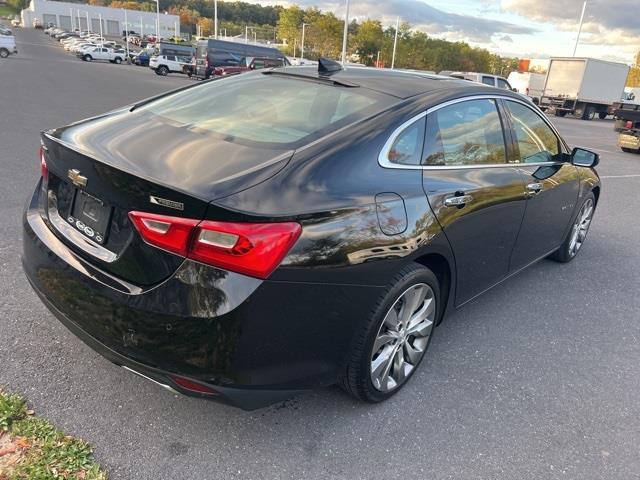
214,56,285,76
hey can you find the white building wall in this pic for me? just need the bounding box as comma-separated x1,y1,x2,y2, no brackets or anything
21,0,179,37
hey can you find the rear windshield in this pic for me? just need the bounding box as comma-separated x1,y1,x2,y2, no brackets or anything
137,73,395,148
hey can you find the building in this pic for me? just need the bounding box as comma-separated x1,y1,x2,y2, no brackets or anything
20,0,179,37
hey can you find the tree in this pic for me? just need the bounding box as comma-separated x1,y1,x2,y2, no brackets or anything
277,5,304,55
353,19,383,65
197,17,214,36
627,51,640,88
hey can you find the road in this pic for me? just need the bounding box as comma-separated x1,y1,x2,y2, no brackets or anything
2,28,640,480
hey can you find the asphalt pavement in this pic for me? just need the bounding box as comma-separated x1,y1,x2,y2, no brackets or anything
1,28,640,480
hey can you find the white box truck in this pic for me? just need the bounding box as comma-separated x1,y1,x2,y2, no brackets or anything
540,57,630,120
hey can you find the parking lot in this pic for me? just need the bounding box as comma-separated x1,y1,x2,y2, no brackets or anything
2,27,640,480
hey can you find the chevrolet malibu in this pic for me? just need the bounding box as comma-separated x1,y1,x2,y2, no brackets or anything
22,61,601,409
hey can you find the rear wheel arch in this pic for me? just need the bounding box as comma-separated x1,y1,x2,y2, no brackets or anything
413,253,452,324
592,185,601,206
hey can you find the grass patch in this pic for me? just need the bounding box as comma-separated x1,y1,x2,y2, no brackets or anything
0,5,17,17
0,388,107,480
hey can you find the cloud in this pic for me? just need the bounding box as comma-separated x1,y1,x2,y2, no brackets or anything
243,0,537,42
498,34,514,42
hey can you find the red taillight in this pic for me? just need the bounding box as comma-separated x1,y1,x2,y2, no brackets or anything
128,211,301,279
626,120,633,129
169,375,218,395
39,146,48,181
128,211,199,256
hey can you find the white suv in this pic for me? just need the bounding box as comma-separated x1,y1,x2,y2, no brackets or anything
0,27,17,58
149,54,189,76
449,72,514,91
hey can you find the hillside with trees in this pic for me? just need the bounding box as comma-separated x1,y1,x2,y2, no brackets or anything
9,0,522,74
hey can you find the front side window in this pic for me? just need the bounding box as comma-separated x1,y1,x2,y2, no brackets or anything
423,99,507,166
482,76,495,86
386,116,426,166
505,100,560,163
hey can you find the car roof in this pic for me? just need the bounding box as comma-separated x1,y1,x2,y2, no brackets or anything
271,66,510,99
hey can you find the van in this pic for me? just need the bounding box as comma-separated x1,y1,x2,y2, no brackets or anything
195,38,288,79
507,71,546,104
0,27,17,58
449,72,514,90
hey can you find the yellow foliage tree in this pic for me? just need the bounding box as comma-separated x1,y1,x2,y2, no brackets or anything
197,17,214,37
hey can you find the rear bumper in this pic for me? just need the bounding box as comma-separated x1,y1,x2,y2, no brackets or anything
22,182,382,408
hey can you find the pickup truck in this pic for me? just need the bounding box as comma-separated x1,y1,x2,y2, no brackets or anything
78,46,126,64
214,56,286,76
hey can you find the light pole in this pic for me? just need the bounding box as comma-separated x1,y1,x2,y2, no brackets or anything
124,9,129,60
214,0,218,39
572,1,587,57
154,0,159,41
98,13,103,46
340,0,350,65
85,11,89,33
301,22,309,61
391,16,399,69
69,8,74,30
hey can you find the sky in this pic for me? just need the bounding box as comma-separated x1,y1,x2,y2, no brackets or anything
244,0,640,64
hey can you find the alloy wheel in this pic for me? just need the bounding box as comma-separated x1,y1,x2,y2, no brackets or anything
568,198,594,257
370,283,435,392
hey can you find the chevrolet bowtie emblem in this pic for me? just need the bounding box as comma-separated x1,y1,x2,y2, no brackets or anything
68,169,88,188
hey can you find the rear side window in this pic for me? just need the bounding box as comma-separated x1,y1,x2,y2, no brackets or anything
423,99,507,166
482,76,495,86
505,100,560,163
138,74,394,148
386,116,426,166
497,78,511,90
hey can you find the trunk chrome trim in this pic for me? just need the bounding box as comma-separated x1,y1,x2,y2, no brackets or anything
121,366,179,394
47,190,118,263
378,94,568,171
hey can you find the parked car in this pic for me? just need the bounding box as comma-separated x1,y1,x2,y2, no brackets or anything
24,60,601,409
133,51,150,66
0,27,17,58
78,46,125,64
449,71,515,90
214,56,287,76
195,38,289,79
149,54,190,75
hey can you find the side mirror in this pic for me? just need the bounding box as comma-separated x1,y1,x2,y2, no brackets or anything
571,147,599,167
512,87,518,92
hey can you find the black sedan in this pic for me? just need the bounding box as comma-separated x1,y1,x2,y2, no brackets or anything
22,61,601,409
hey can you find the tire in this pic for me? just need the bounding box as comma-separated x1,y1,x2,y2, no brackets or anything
114,57,122,64
554,110,567,117
83,54,92,62
598,112,608,120
549,192,595,263
584,106,596,120
157,65,169,76
0,48,9,58
621,147,639,154
340,263,441,403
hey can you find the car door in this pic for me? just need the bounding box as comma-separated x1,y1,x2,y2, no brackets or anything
421,98,527,305
501,99,580,269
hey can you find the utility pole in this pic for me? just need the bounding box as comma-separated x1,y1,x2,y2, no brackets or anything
154,0,159,41
301,23,309,61
140,16,143,38
572,1,587,57
245,25,248,44
98,13,103,45
214,0,218,39
86,11,89,33
391,16,399,69
124,9,129,60
70,8,74,30
340,0,350,65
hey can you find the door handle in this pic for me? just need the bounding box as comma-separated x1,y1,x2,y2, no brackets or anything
526,183,543,196
444,194,473,207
